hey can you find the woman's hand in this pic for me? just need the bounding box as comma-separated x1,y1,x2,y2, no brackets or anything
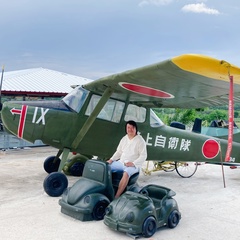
107,159,113,164
124,161,134,167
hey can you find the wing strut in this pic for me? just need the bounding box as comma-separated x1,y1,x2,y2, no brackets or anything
71,86,114,150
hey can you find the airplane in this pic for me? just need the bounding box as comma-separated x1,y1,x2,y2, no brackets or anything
1,53,240,197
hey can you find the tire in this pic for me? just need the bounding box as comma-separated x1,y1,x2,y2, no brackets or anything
43,156,61,173
175,161,198,178
70,162,85,176
142,216,157,238
43,172,68,197
168,210,180,228
92,200,109,220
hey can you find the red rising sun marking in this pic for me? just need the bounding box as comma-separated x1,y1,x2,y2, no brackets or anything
202,139,220,159
119,82,174,99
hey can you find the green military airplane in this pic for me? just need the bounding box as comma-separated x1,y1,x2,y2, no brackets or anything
1,54,240,197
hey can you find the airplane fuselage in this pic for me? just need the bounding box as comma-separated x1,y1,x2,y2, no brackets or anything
2,86,240,165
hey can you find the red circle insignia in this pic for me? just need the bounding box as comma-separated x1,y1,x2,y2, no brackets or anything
202,139,220,159
119,82,174,99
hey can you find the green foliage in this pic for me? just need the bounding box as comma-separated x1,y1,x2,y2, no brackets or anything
154,108,197,125
199,110,227,123
154,107,240,126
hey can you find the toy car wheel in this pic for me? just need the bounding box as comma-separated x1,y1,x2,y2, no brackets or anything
168,210,180,228
92,200,109,220
142,216,157,238
43,172,68,197
43,156,60,173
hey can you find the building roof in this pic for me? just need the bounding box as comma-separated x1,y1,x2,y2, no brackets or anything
1,68,92,96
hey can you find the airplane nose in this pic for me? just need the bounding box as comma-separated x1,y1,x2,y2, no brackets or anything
1,101,20,136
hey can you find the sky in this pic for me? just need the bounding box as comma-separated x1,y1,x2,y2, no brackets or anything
0,0,240,80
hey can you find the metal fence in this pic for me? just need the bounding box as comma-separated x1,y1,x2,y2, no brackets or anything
0,131,45,150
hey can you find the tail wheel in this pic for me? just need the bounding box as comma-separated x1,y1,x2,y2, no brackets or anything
43,172,68,197
43,156,60,173
142,216,157,238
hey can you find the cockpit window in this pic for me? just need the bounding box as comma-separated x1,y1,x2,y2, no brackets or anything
62,86,89,113
124,104,146,123
150,109,164,127
85,94,125,123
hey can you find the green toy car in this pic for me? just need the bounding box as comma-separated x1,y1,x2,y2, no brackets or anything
59,159,139,221
104,184,181,238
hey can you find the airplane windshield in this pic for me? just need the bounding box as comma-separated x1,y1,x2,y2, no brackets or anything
62,86,89,113
150,109,164,127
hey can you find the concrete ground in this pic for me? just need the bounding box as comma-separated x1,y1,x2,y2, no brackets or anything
0,146,240,240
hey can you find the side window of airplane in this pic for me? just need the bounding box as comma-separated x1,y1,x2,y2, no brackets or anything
124,104,146,123
85,95,125,123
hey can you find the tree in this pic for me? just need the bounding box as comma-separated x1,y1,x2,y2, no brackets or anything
154,108,230,126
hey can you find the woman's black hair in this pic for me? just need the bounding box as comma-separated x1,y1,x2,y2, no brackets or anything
125,120,138,134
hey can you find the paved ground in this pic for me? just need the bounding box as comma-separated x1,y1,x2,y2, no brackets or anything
0,146,240,240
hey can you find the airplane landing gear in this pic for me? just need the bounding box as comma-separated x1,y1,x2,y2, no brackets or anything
43,172,68,197
62,153,90,176
43,150,91,197
43,156,61,173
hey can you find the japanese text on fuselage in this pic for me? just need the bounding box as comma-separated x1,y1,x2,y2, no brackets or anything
146,133,191,151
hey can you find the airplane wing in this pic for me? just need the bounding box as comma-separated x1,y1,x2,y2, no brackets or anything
83,54,240,108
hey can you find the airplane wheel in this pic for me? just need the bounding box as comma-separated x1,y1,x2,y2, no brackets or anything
175,162,198,178
43,172,68,197
142,216,157,238
92,200,109,220
70,162,85,176
43,156,61,173
167,210,180,228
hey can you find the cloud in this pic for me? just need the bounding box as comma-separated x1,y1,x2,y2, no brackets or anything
138,0,173,7
182,3,220,15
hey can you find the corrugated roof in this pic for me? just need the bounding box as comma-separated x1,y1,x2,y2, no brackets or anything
2,68,92,95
